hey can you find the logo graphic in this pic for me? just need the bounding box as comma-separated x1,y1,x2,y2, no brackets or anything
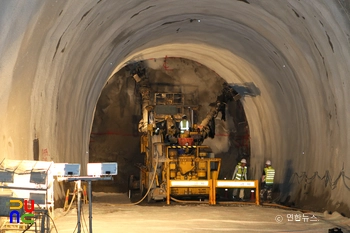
9,200,35,224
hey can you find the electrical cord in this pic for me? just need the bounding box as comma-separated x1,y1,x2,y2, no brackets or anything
261,202,314,212
63,182,78,215
291,169,350,191
72,197,81,233
55,146,159,233
124,144,160,206
46,212,59,233
81,200,89,233
170,196,209,204
343,172,350,190
71,188,90,233
332,172,342,190
71,187,83,233
21,205,58,233
22,223,34,233
316,170,332,187
72,222,78,233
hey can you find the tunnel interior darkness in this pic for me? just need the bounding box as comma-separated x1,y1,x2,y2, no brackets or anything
0,0,349,216
89,58,250,193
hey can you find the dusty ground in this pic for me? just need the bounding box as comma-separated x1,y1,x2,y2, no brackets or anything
53,192,350,233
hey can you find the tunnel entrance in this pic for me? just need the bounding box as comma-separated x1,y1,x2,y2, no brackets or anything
89,57,250,199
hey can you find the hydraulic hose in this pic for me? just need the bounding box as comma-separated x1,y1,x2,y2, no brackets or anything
62,182,77,215
170,196,209,204
129,151,159,205
124,143,160,205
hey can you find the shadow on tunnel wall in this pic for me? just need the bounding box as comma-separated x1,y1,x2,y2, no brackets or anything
275,159,294,205
229,82,261,97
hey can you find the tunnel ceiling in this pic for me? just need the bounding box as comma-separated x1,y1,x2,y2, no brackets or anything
0,0,350,215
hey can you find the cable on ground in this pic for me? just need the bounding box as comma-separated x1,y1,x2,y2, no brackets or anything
63,182,78,215
122,143,160,206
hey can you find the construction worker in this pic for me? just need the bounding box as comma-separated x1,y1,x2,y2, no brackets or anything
260,160,275,202
232,158,247,201
179,115,190,134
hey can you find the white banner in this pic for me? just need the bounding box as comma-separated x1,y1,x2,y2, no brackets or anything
170,180,209,187
216,181,255,187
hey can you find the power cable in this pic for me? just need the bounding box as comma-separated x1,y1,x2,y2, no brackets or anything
22,223,34,233
93,145,159,206
341,171,350,190
21,205,58,233
332,172,342,190
46,212,59,233
63,182,78,215
80,200,89,233
170,196,209,204
123,144,160,206
72,223,78,233
261,202,314,213
71,186,89,233
72,187,80,233
291,169,350,191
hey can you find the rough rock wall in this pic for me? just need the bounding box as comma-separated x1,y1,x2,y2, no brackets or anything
90,58,245,192
0,0,349,215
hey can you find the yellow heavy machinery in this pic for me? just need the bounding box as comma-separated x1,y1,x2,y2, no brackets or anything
129,62,240,202
139,140,222,201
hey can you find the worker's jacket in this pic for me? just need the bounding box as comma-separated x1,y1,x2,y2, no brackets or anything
264,166,275,185
180,120,189,132
232,163,247,180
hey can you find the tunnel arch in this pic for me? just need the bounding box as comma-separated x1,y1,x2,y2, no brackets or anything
0,0,349,215
103,40,298,183
71,3,350,212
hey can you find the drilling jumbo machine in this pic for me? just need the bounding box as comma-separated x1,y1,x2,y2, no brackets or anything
129,62,240,202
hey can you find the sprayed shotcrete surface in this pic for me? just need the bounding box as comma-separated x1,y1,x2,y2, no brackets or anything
0,0,350,216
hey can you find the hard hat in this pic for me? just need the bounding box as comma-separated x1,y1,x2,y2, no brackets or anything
241,159,247,164
265,160,271,165
182,115,187,119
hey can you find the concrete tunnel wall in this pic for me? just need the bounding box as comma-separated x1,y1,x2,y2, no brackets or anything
0,0,349,214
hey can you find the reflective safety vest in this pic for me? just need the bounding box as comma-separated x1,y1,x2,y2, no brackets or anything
233,163,247,180
180,120,189,132
264,166,275,184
